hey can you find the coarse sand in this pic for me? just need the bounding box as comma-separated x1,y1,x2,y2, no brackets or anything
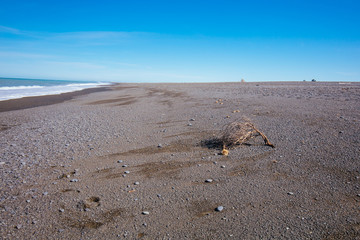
0,82,359,239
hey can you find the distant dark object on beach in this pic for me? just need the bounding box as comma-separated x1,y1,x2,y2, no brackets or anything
303,80,306,82
241,79,245,83
312,79,316,82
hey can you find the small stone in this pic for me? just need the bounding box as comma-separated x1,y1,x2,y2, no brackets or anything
287,192,294,195
84,208,90,211
143,223,147,227
15,224,22,229
187,123,192,126
58,229,64,233
158,144,162,148
26,199,30,203
0,162,5,165
117,160,123,163
124,171,130,174
157,194,161,198
221,165,226,168
213,161,217,164
70,179,78,182
59,208,64,212
197,164,201,167
205,179,213,183
142,211,150,215
122,165,128,168
43,192,48,196
357,194,360,197
215,206,224,212
134,182,140,185
190,118,195,121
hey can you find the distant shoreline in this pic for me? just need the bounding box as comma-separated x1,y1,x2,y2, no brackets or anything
1,81,359,113
0,85,112,112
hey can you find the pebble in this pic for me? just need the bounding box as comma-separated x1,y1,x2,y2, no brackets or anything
205,179,213,183
59,208,64,212
124,171,130,174
215,206,224,212
287,192,294,195
26,199,30,203
122,165,128,168
43,192,48,196
187,123,192,126
70,179,78,182
157,194,162,198
190,118,195,121
221,165,226,168
0,162,5,165
142,211,150,215
158,144,163,148
15,224,22,229
117,160,123,163
357,194,360,197
134,182,140,185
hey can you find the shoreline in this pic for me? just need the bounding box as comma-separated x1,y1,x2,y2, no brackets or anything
1,81,358,113
0,86,112,112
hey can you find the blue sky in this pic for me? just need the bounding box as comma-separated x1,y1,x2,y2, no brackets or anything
0,0,359,82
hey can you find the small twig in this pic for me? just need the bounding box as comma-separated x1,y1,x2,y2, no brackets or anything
251,125,275,148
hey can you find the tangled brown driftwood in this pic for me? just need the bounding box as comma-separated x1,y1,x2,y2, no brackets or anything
221,120,275,155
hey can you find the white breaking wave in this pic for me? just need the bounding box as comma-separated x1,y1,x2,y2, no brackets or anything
0,82,111,101
0,85,44,90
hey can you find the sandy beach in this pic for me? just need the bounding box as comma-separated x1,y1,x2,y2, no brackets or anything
0,82,359,239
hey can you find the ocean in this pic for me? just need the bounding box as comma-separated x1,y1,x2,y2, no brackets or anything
0,78,111,101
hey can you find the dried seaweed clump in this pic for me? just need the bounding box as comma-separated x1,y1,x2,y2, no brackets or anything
221,120,274,154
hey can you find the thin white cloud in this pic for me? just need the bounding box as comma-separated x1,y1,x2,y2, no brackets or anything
0,25,22,34
0,51,54,59
0,25,153,43
43,61,106,69
48,31,134,40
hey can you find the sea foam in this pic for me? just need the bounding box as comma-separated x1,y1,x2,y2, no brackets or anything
0,81,111,101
